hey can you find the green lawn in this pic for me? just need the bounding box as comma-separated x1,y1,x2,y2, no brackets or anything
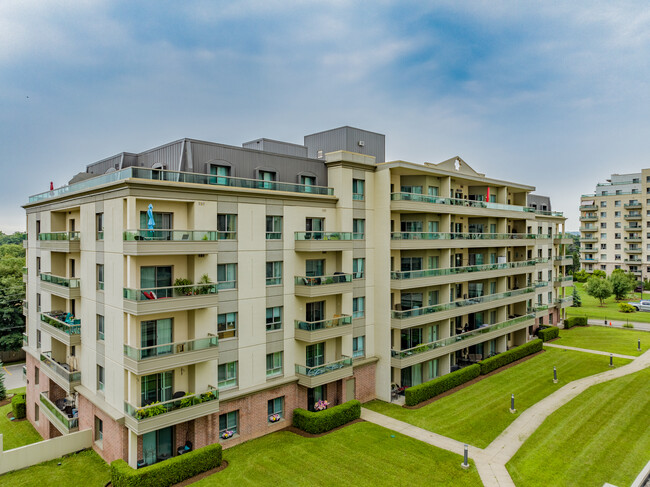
0,387,42,450
556,325,650,356
195,422,482,486
507,366,650,487
0,449,110,486
364,348,631,448
567,282,650,323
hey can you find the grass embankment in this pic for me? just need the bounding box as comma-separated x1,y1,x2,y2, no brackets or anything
556,325,649,356
0,387,42,450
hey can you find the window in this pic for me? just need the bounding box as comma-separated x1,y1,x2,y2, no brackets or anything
268,397,284,422
97,315,105,341
300,175,316,192
615,254,621,260
615,233,621,239
266,216,282,240
428,186,439,196
614,211,621,217
306,343,325,367
600,233,607,239
95,417,103,445
308,385,327,411
35,367,39,385
615,222,621,228
266,261,283,285
219,411,238,437
401,185,423,194
353,336,365,358
210,165,230,185
353,219,365,239
352,179,365,200
266,307,282,331
615,244,621,250
633,178,640,183
217,313,237,339
218,362,237,389
600,223,607,228
37,329,41,349
600,244,607,249
306,217,324,232
97,264,104,290
97,365,105,392
353,297,365,319
96,213,104,240
266,352,283,377
353,258,365,279
600,254,606,260
35,403,39,423
317,150,324,159
602,201,609,207
217,214,237,239
259,170,276,189
36,219,41,236
600,212,606,218
217,264,237,290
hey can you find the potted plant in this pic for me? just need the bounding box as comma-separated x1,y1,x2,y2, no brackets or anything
221,429,234,439
269,413,281,423
174,278,193,296
314,399,329,411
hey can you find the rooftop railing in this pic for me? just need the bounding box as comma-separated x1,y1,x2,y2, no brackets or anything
295,356,352,377
391,314,534,358
391,287,534,319
29,167,334,203
390,259,543,280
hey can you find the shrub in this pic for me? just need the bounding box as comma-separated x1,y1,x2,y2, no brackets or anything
173,278,194,296
623,323,634,329
405,364,480,406
292,400,361,434
479,339,543,375
619,303,635,313
11,393,26,419
110,443,222,487
0,362,6,401
564,316,587,329
537,326,560,341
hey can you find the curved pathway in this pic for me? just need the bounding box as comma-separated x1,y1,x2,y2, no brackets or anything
361,346,650,487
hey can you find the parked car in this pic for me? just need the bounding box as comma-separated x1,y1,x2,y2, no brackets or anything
627,300,650,311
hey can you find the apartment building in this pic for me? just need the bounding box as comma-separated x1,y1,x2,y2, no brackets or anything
579,171,650,277
22,126,572,468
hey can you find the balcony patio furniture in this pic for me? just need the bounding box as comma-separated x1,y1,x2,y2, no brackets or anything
177,440,193,456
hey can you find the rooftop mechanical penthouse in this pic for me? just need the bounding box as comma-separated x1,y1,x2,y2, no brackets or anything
22,126,572,467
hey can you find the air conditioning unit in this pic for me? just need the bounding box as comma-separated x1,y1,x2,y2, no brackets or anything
358,140,365,147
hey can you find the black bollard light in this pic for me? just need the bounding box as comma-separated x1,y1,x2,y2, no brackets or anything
609,354,613,367
553,366,558,383
461,444,469,469
639,339,642,352
510,393,516,413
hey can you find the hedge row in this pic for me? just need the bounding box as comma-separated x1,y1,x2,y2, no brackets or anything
11,394,26,419
110,443,222,487
564,316,587,329
405,364,480,406
537,326,560,342
292,399,361,434
479,339,543,375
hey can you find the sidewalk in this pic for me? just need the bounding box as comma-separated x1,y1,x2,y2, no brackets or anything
544,342,637,359
586,319,650,332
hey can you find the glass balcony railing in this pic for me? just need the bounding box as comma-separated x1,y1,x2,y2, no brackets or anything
37,232,80,241
391,232,540,241
40,312,81,335
579,205,597,210
295,356,353,377
295,232,359,241
624,203,642,209
554,255,571,261
534,281,549,288
390,259,543,280
124,335,218,361
555,297,574,305
22,333,28,347
554,276,574,283
553,233,573,240
40,391,78,431
40,352,81,383
40,273,80,288
29,167,334,203
579,216,598,221
391,314,535,359
624,226,642,231
123,283,218,301
22,266,27,275
124,388,218,421
295,274,353,286
295,315,352,331
529,305,549,312
123,230,226,241
391,287,535,319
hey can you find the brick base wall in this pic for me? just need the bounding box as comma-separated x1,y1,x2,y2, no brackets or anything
78,394,129,464
351,361,376,403
25,354,59,440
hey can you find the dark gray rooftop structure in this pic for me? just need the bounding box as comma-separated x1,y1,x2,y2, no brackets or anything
527,194,552,211
304,126,385,163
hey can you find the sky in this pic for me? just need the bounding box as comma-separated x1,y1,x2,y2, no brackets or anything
2,0,650,232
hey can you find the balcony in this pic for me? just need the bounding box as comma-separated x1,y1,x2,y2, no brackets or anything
624,258,642,264
580,258,598,264
390,232,539,250
294,315,352,343
295,356,353,388
553,234,574,244
530,305,549,318
123,230,225,255
624,213,642,220
579,215,598,222
624,226,643,232
40,352,81,394
28,166,335,203
22,332,28,348
579,226,596,232
580,247,594,253
294,232,359,252
391,287,534,328
23,301,28,316
40,312,81,346
390,314,535,369
390,259,542,289
37,232,80,252
579,204,597,211
534,280,549,289
625,248,642,254
123,335,219,375
579,237,598,243
554,296,574,308
39,273,81,299
40,391,79,435
624,236,642,243
122,284,218,315
390,192,534,217
22,267,27,283
555,256,573,266
294,274,353,297
124,388,219,435
624,203,642,209
554,276,574,287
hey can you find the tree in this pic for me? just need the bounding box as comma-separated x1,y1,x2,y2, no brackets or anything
609,269,635,301
571,286,582,307
0,243,25,351
592,269,606,279
585,276,613,306
573,269,589,283
0,362,6,400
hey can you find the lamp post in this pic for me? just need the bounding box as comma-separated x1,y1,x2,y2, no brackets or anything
509,394,516,413
553,366,558,384
609,354,614,367
461,444,469,469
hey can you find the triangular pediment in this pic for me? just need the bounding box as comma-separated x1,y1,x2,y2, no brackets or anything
426,157,484,177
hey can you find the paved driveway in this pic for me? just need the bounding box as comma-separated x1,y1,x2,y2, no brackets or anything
2,363,26,391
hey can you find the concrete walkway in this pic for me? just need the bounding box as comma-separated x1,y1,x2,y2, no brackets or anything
587,319,650,332
362,347,650,487
544,342,637,359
